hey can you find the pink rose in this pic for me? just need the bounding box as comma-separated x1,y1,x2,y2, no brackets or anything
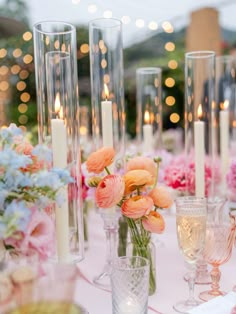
95,174,125,208
86,147,115,174
126,156,156,177
121,196,153,219
148,186,173,209
5,209,55,260
142,211,165,233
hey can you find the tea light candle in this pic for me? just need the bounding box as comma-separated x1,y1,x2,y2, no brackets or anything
101,84,113,147
194,104,205,197
220,100,229,189
143,109,153,152
118,297,143,313
51,93,70,262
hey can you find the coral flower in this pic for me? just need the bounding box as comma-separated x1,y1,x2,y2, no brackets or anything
142,211,165,233
95,174,125,208
86,147,115,174
121,195,153,219
124,169,154,195
127,156,156,177
148,186,173,209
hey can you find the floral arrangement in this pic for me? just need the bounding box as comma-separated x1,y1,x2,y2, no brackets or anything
85,146,173,294
164,153,221,196
227,159,236,203
0,124,73,259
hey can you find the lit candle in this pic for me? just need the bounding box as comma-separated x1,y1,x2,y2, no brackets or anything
220,100,229,190
51,93,70,262
194,104,205,197
101,84,113,147
142,109,153,152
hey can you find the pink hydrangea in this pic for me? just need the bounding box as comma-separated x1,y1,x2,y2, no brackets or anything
227,160,236,201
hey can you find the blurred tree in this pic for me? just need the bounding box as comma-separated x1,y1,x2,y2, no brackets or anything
0,0,29,26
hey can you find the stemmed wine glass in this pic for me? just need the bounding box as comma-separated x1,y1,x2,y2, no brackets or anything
173,196,207,313
199,197,236,301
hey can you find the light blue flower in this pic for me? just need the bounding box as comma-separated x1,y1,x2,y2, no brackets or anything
32,145,52,163
52,168,74,184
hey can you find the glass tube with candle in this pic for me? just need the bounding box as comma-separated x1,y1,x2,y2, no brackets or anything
136,67,162,154
185,51,216,286
216,55,236,195
33,21,84,263
89,18,125,288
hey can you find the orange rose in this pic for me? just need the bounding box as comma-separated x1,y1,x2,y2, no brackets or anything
142,211,165,233
127,156,156,177
124,169,154,195
86,147,115,174
95,174,125,208
148,186,173,209
121,195,153,219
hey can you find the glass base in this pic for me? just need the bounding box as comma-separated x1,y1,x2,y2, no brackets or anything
199,289,225,301
93,265,111,289
173,299,202,313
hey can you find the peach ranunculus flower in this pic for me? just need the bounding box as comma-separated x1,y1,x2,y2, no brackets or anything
121,195,154,219
142,211,165,233
148,186,173,209
95,174,125,208
127,156,157,177
86,147,115,174
124,169,154,195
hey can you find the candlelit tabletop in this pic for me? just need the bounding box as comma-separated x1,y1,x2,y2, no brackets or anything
75,208,236,314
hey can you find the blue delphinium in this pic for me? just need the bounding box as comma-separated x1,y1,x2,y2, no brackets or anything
0,124,74,241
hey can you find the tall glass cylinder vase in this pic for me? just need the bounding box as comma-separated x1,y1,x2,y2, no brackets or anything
185,51,216,284
33,21,84,263
136,67,162,154
89,18,125,288
215,55,236,199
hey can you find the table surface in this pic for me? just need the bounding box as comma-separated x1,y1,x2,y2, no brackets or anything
75,207,236,314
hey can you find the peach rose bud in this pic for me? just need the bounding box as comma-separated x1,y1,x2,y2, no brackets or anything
148,186,173,209
124,169,154,195
95,174,125,208
121,195,153,219
142,211,165,233
127,156,156,177
86,147,115,174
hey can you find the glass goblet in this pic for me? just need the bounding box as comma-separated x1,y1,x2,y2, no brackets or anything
173,196,207,313
199,198,235,301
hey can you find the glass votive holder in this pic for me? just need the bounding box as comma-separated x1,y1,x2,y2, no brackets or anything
111,256,150,314
136,67,162,153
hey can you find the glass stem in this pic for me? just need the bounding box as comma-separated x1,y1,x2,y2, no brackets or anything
210,265,221,294
102,213,118,266
188,271,196,302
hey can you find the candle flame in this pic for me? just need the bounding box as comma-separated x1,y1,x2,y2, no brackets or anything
233,120,236,128
55,93,61,114
144,110,151,124
54,93,63,119
197,104,203,120
222,100,229,110
104,84,109,100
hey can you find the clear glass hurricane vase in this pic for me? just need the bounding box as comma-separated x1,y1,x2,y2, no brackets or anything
93,210,120,288
126,218,156,296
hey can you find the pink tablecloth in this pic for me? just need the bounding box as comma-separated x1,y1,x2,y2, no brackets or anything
75,208,236,314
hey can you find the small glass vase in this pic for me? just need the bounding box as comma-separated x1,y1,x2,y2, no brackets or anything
93,210,120,289
126,219,156,296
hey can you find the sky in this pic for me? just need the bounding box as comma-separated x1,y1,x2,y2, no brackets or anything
2,0,236,46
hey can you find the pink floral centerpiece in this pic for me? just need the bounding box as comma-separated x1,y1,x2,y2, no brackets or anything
85,147,173,294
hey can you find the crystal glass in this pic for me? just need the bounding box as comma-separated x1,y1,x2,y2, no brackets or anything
92,210,120,288
173,196,207,313
215,55,236,195
185,51,216,285
111,256,150,314
33,21,84,263
199,197,235,301
136,67,162,153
